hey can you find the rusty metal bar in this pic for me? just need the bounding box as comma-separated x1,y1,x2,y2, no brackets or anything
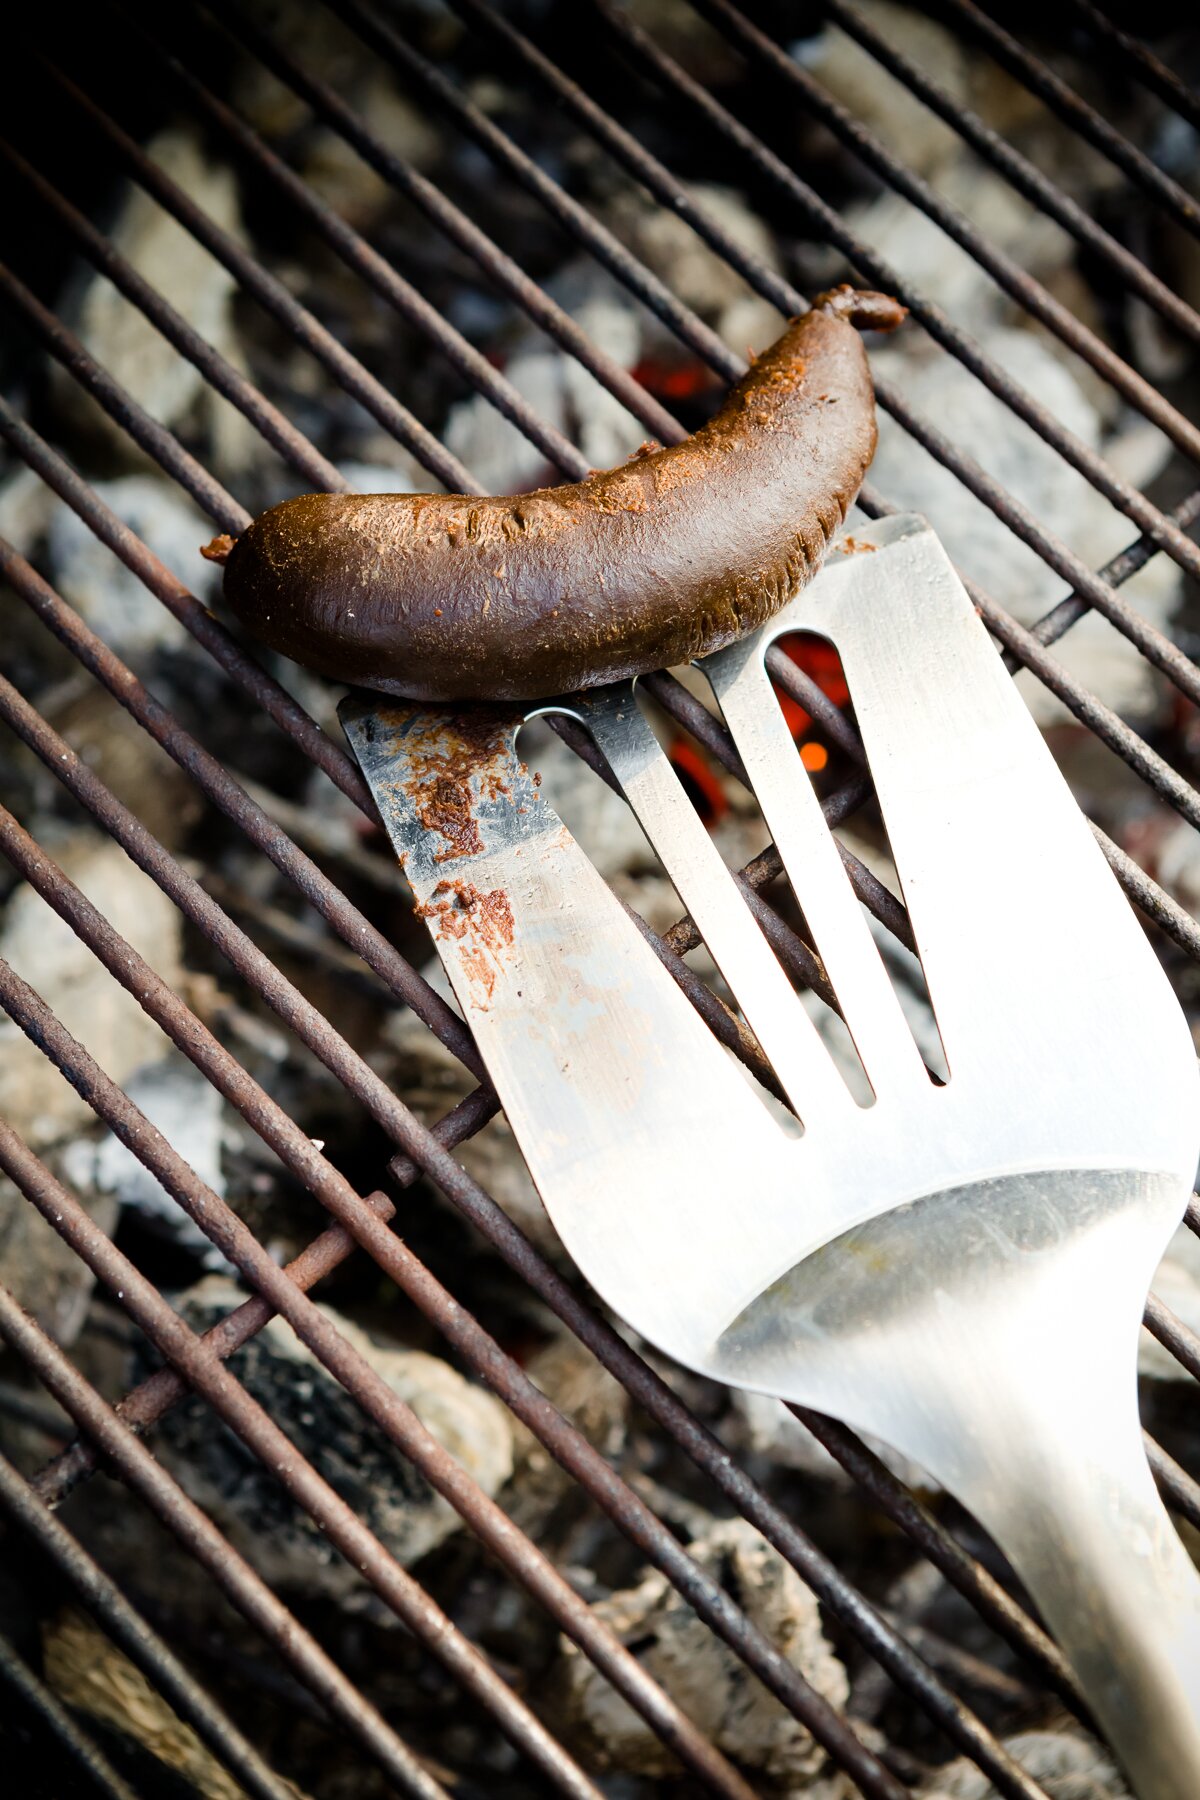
943,0,1200,239
0,716,1081,1729
32,54,482,496
0,1294,517,1800
0,399,370,812
0,1451,402,1800
122,12,593,485
819,0,1200,341
688,0,1200,466
0,142,348,496
588,0,1200,710
0,980,895,1800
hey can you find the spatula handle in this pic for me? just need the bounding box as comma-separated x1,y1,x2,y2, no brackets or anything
973,1414,1200,1799
724,1169,1200,1799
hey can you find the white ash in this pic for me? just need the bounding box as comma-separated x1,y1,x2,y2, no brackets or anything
921,1729,1128,1799
0,833,181,1149
0,463,59,558
863,321,1179,730
49,129,253,477
800,3,973,181
60,1054,230,1270
0,1164,117,1351
0,832,184,1344
444,264,647,490
602,180,786,350
46,475,218,664
555,1516,850,1789
146,1278,514,1603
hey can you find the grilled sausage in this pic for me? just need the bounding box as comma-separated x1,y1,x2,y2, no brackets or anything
221,287,903,701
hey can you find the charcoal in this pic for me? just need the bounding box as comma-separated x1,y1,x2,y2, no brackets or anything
144,1279,515,1603
553,1517,851,1790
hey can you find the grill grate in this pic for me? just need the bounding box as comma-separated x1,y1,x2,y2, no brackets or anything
0,3,1198,1796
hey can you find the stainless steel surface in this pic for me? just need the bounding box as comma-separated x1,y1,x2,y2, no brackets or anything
347,514,1200,1799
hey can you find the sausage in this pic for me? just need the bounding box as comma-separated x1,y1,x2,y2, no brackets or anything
221,287,904,701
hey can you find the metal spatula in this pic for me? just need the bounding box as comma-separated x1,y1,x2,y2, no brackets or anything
343,514,1200,1798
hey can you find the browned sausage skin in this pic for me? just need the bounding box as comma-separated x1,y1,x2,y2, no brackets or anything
221,287,904,702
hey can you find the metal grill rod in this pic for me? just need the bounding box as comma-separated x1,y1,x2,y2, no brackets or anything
0,658,1165,1800
0,936,1050,1792
820,0,1200,340
0,1295,476,1800
2,10,1200,1785
0,968,904,1800
687,0,1200,456
947,0,1200,239
4,351,1194,1728
587,1,1200,703
0,672,1051,1794
168,0,1200,721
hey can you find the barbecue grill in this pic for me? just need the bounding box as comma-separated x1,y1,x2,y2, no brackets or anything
0,2,1198,1796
